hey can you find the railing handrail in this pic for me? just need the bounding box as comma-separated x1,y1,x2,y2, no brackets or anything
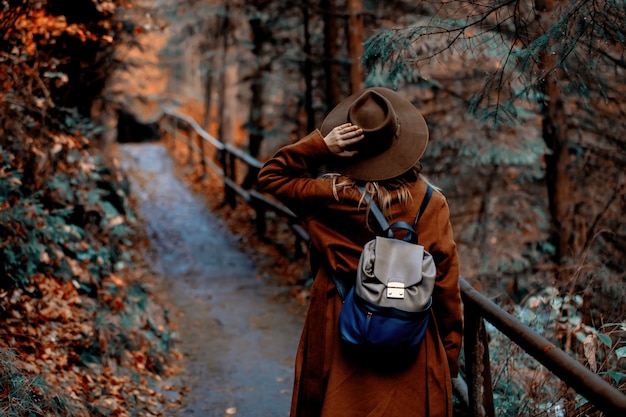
460,279,626,416
164,109,264,169
159,111,626,417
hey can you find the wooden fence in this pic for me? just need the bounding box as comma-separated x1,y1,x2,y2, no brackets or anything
159,110,626,417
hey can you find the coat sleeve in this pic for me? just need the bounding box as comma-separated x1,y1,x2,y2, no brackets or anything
430,196,463,378
257,130,335,218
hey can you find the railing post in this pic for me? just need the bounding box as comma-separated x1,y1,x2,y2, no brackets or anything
197,131,207,178
165,116,172,150
220,149,236,208
173,117,179,147
294,234,303,258
255,204,267,236
186,125,193,165
464,306,496,417
228,152,238,207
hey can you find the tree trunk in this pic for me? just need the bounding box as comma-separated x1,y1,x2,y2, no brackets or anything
216,3,240,147
321,0,341,109
217,2,231,144
346,0,364,93
201,9,223,133
536,0,572,272
302,1,315,133
242,14,268,188
202,57,214,131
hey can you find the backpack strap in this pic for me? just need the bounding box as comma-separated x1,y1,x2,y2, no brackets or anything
364,193,390,231
361,188,411,236
407,184,433,243
362,184,434,242
413,184,433,228
332,184,433,301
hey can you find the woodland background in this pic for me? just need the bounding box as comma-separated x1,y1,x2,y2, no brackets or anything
175,2,626,412
1,0,625,416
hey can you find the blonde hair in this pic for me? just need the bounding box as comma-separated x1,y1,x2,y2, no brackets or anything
322,165,426,227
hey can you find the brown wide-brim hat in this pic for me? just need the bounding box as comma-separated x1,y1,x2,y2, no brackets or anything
320,87,429,181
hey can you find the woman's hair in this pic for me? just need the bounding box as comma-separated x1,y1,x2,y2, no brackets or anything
322,164,426,225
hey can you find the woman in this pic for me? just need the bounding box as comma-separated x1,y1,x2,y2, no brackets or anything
258,87,463,417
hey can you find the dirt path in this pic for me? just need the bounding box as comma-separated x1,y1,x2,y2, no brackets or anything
118,142,302,417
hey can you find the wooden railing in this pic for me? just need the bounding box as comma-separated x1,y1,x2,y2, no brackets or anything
158,110,626,417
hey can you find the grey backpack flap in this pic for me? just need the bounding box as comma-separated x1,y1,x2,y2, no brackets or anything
355,184,435,312
357,234,436,311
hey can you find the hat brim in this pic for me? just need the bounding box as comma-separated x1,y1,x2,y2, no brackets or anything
320,87,428,181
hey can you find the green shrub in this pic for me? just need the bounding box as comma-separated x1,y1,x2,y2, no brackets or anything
486,287,626,416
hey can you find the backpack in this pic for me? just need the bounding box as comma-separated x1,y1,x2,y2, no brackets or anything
334,185,435,350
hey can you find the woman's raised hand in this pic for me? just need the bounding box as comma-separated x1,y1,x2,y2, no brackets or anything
323,123,364,157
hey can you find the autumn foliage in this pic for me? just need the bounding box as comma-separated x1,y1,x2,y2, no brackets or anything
1,1,181,415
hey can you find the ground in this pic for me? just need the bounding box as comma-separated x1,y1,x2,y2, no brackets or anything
116,140,307,416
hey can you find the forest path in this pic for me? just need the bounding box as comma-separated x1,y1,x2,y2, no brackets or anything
117,142,302,417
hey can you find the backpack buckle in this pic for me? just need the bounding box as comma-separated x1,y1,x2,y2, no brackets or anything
386,282,405,299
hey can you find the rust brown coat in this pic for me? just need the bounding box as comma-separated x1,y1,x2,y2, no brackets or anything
258,131,463,417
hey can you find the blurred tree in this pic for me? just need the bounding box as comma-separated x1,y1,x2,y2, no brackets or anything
200,4,222,130
346,0,364,93
302,0,315,133
241,0,285,187
1,0,123,116
216,0,233,144
321,0,341,108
